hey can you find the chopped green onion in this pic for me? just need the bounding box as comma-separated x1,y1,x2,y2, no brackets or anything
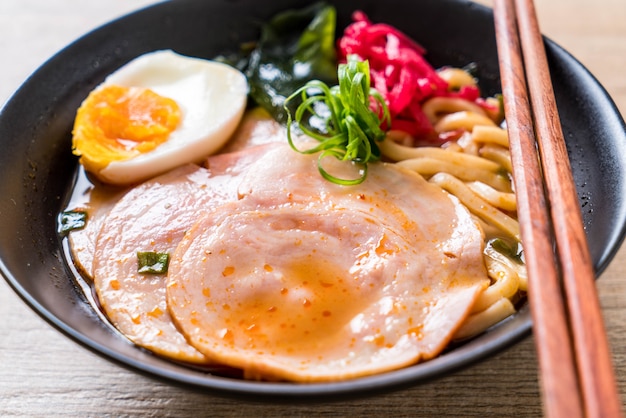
137,251,170,274
59,210,88,234
284,55,390,185
488,238,524,264
496,94,505,120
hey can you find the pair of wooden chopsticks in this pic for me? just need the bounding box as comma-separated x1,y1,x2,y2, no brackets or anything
493,0,623,417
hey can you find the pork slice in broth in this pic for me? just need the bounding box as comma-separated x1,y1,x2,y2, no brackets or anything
93,145,267,363
167,144,490,380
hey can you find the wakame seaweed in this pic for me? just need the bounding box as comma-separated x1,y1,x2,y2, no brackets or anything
225,2,338,123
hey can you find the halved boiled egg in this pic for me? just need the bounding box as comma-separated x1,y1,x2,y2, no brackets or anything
72,50,248,185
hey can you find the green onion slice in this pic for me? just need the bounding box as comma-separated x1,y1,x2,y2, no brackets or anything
137,251,170,274
59,210,88,234
284,55,390,185
488,238,524,264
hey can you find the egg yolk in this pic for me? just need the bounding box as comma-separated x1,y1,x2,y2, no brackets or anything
72,85,181,174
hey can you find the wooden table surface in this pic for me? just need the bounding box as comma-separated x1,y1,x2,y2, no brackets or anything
1,0,625,416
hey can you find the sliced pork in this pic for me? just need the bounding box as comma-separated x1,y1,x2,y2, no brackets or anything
166,144,489,381
92,145,268,363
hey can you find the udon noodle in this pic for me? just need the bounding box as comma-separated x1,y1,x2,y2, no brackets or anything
381,67,526,340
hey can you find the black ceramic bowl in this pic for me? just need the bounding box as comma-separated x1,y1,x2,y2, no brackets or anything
1,0,625,398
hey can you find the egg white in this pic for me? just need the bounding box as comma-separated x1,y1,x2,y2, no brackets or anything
93,50,248,184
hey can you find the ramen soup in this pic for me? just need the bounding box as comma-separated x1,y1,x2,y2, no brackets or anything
60,6,527,382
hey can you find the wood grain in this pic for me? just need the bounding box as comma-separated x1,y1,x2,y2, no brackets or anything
1,0,625,416
513,0,623,416
494,0,583,415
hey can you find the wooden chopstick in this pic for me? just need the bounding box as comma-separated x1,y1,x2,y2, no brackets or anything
493,0,623,417
493,0,583,415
